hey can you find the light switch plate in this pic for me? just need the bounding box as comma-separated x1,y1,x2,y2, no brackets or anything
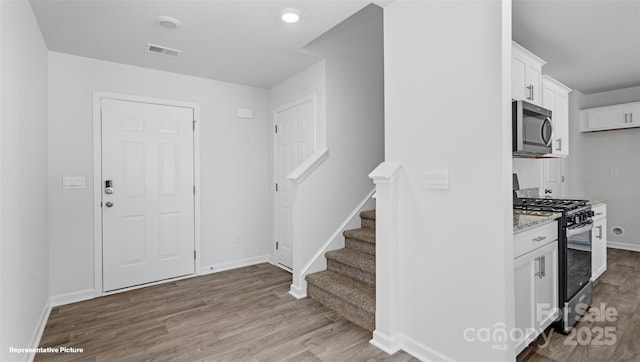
62,176,86,189
423,169,449,190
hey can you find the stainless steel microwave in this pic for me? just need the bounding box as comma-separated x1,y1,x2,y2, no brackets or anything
512,100,553,156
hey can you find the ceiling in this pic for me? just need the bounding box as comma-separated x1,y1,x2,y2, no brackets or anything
30,0,370,89
513,0,640,95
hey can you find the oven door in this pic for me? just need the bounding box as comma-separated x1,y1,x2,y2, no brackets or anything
566,220,593,300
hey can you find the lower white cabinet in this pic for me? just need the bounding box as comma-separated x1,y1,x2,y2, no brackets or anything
592,203,607,280
514,223,559,355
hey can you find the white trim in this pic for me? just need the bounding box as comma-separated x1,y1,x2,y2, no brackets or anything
398,334,455,362
608,241,640,252
101,273,195,297
199,255,272,275
369,330,401,355
290,187,376,297
26,300,52,362
369,161,402,184
286,147,329,183
50,289,95,307
93,91,201,297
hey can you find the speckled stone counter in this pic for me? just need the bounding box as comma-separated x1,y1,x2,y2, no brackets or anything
588,197,607,206
513,212,561,233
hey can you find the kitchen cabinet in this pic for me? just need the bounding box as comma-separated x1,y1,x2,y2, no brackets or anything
542,157,566,197
541,75,571,157
514,222,558,355
512,42,546,106
592,203,607,281
580,101,640,132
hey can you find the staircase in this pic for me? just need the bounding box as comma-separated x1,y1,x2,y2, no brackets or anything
306,210,376,332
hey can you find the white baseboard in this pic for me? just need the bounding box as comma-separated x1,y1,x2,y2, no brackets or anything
199,255,271,275
398,334,453,362
50,289,95,307
26,299,52,362
369,331,452,362
369,330,401,355
608,241,640,252
288,284,306,299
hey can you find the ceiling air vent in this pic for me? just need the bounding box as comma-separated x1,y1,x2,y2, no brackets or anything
146,43,182,57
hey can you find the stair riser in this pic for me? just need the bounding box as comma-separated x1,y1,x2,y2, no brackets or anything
327,260,375,287
307,284,375,332
345,238,375,256
361,218,375,230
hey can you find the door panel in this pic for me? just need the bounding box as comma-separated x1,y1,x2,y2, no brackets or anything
102,99,195,292
274,98,315,269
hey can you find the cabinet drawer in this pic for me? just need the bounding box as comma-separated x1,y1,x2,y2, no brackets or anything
514,221,558,258
592,203,606,221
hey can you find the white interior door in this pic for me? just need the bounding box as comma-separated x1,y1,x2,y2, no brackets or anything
102,99,195,292
274,98,315,269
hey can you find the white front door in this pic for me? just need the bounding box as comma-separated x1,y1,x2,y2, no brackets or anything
274,98,315,269
101,99,195,292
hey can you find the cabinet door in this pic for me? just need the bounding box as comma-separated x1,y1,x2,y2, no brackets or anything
534,241,559,331
512,56,527,101
592,217,608,280
514,252,537,354
586,107,627,130
525,65,542,106
627,104,640,126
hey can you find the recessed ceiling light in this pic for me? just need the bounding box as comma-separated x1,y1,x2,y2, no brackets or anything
281,8,301,23
157,15,181,29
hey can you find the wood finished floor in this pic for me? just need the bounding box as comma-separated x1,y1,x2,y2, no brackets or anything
518,248,640,362
36,263,417,362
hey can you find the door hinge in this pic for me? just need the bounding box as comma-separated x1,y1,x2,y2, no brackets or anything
275,124,278,133
562,175,565,183
193,185,196,195
193,120,196,130
275,183,278,192
276,241,279,250
194,250,196,260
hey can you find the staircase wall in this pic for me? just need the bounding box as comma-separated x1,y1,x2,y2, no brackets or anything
268,5,384,295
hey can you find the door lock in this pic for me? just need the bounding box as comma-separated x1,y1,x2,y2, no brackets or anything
105,201,114,208
105,180,114,194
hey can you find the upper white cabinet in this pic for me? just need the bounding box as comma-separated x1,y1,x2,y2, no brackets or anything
541,75,571,157
512,42,546,106
580,101,640,132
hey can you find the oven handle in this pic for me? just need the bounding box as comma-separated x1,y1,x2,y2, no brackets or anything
567,220,593,237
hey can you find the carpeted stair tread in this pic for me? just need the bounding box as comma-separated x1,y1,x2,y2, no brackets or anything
325,248,375,275
306,270,375,315
360,210,376,220
343,228,375,244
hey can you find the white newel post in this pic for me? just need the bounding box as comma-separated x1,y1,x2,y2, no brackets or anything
368,161,402,354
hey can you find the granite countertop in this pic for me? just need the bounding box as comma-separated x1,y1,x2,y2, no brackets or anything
513,211,562,233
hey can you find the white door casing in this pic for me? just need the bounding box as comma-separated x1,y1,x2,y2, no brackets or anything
101,98,195,292
274,96,316,270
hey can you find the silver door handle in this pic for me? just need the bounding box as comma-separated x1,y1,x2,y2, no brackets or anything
631,113,634,123
526,85,534,100
533,236,547,242
625,113,628,123
556,138,562,151
597,225,603,239
541,255,546,278
535,257,542,278
105,201,114,208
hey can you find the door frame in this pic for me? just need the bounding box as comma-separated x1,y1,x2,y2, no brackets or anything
272,94,316,270
92,91,201,296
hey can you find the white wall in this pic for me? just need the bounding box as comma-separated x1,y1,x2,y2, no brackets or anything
48,52,270,297
0,1,50,360
270,4,384,293
512,158,544,191
384,1,514,360
571,86,640,246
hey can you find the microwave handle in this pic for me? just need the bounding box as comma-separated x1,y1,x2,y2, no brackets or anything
541,117,553,147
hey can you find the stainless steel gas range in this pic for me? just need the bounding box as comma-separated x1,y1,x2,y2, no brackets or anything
514,197,595,333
